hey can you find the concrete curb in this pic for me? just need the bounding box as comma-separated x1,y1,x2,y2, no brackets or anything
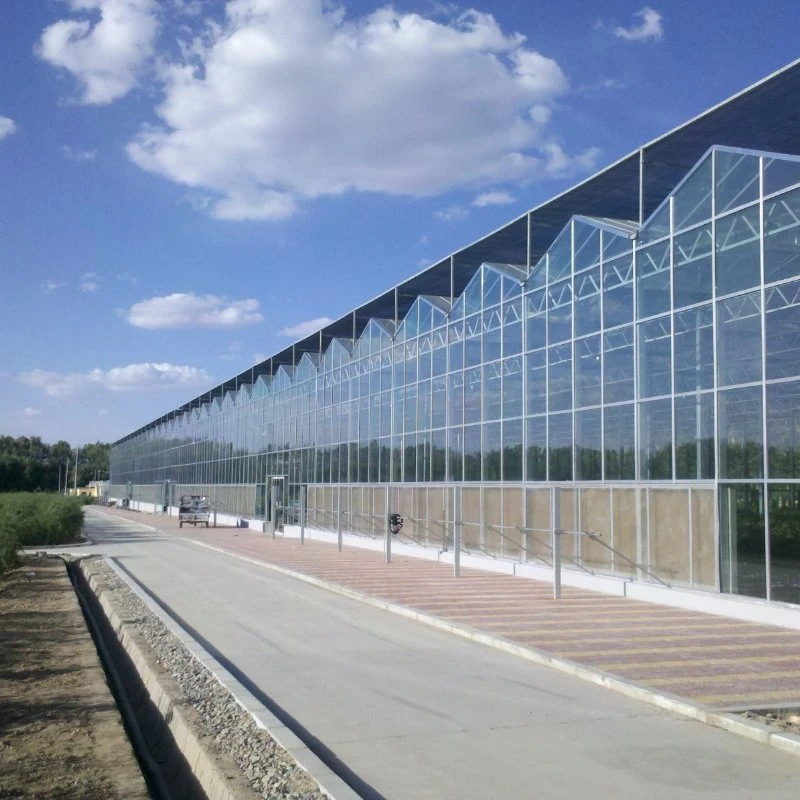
99,558,361,800
186,538,800,760
80,560,255,800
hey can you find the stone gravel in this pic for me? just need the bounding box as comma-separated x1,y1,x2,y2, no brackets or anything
86,557,327,800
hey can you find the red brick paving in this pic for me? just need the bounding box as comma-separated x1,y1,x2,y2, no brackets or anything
102,508,800,711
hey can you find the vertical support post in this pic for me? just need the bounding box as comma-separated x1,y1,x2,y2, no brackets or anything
270,480,277,539
300,484,306,545
552,486,561,599
453,485,462,578
337,485,343,552
385,486,392,564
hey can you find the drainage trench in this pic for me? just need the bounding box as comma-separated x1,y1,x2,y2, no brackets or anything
69,561,208,800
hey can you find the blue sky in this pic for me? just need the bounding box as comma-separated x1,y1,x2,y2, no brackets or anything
1,0,798,445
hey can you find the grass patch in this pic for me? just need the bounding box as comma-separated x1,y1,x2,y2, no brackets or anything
0,494,86,577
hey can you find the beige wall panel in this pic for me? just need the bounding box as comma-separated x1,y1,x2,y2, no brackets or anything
502,488,524,560
650,489,690,583
558,488,577,561
462,487,481,525
579,488,612,570
692,488,718,589
525,488,552,562
372,487,386,535
612,489,637,578
462,522,482,551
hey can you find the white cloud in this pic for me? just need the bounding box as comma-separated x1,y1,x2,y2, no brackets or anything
613,7,663,42
0,116,16,140
41,279,67,293
80,272,100,292
61,144,97,161
23,407,42,418
126,1,595,220
472,190,516,207
279,316,333,338
117,271,138,284
36,0,159,105
434,204,469,222
124,292,263,329
20,362,211,396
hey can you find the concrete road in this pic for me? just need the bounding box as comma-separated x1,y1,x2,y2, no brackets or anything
77,510,800,799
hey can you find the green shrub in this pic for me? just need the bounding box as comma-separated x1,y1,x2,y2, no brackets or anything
0,494,85,575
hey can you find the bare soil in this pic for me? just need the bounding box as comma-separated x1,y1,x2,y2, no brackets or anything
0,556,148,800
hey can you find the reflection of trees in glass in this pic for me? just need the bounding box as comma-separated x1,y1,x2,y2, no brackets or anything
549,447,572,481
675,438,715,480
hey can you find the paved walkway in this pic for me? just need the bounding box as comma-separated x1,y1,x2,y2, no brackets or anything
103,507,800,712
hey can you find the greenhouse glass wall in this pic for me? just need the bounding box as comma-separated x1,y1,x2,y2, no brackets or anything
111,63,800,606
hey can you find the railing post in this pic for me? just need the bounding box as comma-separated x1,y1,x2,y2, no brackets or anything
300,484,306,545
337,485,343,552
453,485,462,578
385,486,392,564
552,486,561,599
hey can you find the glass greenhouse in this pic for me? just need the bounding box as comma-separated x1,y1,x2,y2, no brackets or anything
111,61,800,606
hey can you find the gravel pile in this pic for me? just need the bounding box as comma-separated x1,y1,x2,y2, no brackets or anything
85,558,327,800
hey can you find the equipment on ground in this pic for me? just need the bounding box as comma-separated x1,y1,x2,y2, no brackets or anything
178,495,210,528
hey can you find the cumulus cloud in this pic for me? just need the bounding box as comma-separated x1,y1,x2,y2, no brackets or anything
41,279,67,293
61,145,97,161
472,190,516,207
279,317,334,338
0,116,16,140
434,204,469,222
613,7,663,42
20,362,211,396
23,407,42,418
123,292,263,329
36,0,159,104
126,1,596,220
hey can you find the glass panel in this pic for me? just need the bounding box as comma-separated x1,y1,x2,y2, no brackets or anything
573,221,601,272
603,326,634,403
673,154,712,232
502,274,522,301
767,380,800,478
574,335,601,408
574,266,601,337
464,424,481,481
674,393,715,479
603,229,632,261
637,240,671,319
715,149,760,214
464,314,481,366
483,269,502,308
548,225,572,283
463,271,483,315
720,484,766,599
575,408,602,480
715,205,761,296
638,316,672,398
483,422,501,480
639,398,672,480
602,254,633,329
604,403,635,480
448,427,463,481
673,305,714,393
448,372,464,427
548,412,572,481
525,350,547,415
525,289,547,351
548,279,572,343
766,279,800,379
548,343,572,412
716,291,762,386
768,485,800,604
464,367,481,424
718,386,763,478
639,200,670,244
763,155,800,196
482,362,502,421
764,187,800,284
525,416,547,481
673,224,712,308
503,298,522,356
482,307,502,362
502,356,523,419
527,254,547,290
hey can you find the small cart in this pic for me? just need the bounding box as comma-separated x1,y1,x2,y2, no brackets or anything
178,495,210,528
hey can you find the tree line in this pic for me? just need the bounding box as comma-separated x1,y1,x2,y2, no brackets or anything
0,436,110,493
